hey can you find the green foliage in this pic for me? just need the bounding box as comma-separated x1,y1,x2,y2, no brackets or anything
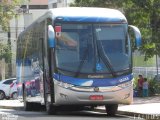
133,55,156,67
133,77,138,89
0,43,12,63
71,0,106,7
71,0,160,61
148,79,160,95
0,0,29,31
134,77,160,96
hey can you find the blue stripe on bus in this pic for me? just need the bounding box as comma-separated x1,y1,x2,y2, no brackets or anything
53,74,133,87
56,16,124,23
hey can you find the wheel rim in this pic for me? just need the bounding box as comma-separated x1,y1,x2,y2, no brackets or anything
0,92,5,100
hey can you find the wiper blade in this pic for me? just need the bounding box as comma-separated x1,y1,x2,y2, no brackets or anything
97,41,116,77
74,47,89,77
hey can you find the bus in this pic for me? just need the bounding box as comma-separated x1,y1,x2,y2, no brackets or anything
16,7,141,116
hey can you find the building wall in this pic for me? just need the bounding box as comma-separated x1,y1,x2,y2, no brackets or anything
48,0,74,8
8,0,48,77
29,0,48,5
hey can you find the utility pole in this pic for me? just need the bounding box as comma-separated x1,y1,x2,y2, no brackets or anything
7,25,12,78
156,54,159,75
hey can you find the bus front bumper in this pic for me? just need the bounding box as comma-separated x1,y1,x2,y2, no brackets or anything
53,82,133,105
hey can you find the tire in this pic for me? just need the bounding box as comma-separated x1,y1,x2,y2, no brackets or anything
23,88,32,111
12,92,18,100
105,104,118,116
0,91,5,100
46,101,57,115
32,103,42,111
5,97,10,100
24,101,33,111
24,95,41,111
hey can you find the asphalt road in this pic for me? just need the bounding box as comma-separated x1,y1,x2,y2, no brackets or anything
0,108,144,120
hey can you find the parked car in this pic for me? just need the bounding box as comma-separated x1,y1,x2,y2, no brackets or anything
0,78,17,100
9,80,18,99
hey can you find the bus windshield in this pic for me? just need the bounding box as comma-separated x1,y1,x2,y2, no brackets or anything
55,23,131,76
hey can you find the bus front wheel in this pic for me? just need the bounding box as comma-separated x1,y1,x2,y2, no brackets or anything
105,104,118,116
46,101,57,115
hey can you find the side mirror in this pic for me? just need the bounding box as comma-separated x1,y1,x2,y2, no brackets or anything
48,25,55,48
129,25,142,47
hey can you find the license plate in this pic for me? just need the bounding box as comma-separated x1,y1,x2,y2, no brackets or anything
89,95,104,100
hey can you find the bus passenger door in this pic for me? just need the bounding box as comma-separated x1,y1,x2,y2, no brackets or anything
42,20,55,105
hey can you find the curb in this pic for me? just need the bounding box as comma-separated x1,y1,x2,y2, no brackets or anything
94,108,160,119
118,111,160,119
0,106,23,110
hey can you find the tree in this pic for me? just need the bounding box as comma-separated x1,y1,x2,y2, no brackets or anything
0,0,29,78
0,43,12,63
0,0,29,31
0,0,19,31
0,43,12,79
70,0,160,60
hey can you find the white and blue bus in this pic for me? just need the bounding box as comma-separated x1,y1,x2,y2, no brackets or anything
16,7,141,116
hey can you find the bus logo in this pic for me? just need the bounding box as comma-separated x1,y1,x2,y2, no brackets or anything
94,87,100,92
88,75,104,78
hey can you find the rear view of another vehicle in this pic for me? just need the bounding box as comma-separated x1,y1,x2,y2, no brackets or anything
0,78,17,100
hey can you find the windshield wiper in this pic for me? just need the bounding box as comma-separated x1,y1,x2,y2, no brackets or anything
96,41,117,77
74,47,89,77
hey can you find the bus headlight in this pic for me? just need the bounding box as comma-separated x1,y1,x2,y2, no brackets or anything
57,81,74,89
118,81,132,88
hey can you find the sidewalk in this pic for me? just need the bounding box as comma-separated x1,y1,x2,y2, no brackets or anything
0,100,23,110
97,95,160,119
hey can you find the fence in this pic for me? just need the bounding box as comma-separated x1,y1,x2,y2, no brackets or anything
133,67,160,79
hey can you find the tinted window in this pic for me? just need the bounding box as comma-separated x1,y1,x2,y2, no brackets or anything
3,80,14,85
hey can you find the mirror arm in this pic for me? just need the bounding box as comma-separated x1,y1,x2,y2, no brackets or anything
128,25,142,47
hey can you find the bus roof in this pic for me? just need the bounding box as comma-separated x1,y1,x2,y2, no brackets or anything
49,7,127,23
18,7,127,37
